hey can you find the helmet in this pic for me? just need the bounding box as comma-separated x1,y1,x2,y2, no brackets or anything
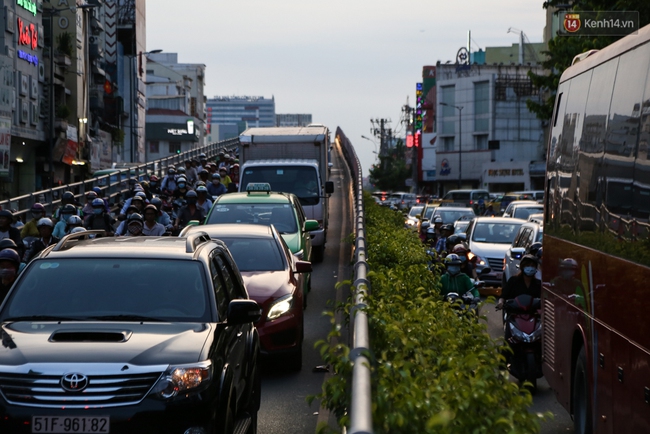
143,204,158,214
140,181,150,189
195,181,207,187
536,247,543,260
67,215,83,226
232,163,239,169
149,175,159,183
444,253,463,266
176,175,187,183
127,213,144,224
126,205,139,214
199,169,209,176
91,198,104,208
134,191,147,199
196,185,208,194
218,150,225,156
131,195,144,203
526,242,542,257
0,238,18,250
167,167,176,175
177,166,186,173
212,173,221,180
185,190,198,199
433,216,443,224
30,203,45,213
199,153,207,159
0,209,13,219
0,249,20,267
441,224,454,233
446,234,463,249
520,254,539,267
37,217,54,228
61,204,77,214
62,191,75,201
451,243,468,254
70,227,87,234
219,166,227,172
224,154,230,159
559,258,578,269
85,191,97,199
150,197,162,209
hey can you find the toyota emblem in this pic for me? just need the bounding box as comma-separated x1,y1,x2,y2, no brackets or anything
60,373,89,392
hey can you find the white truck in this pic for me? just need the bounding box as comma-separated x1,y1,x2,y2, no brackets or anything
238,126,334,262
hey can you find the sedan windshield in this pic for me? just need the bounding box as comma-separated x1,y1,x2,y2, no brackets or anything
207,203,298,234
1,259,210,322
408,206,424,218
434,209,475,224
472,222,523,244
513,207,543,220
219,237,285,272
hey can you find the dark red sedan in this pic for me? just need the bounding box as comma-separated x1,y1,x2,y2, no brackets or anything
182,223,311,371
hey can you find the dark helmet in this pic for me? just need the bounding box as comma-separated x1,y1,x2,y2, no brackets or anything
526,242,542,257
444,253,463,266
199,169,209,177
441,224,454,232
91,198,105,208
559,258,578,269
62,191,75,202
195,181,207,188
61,204,77,214
196,185,208,194
212,173,221,180
92,186,103,196
0,209,13,220
446,234,463,249
150,197,162,210
185,190,198,199
31,203,45,213
520,254,539,267
167,167,176,175
177,166,186,174
131,195,144,203
536,247,543,260
0,238,18,251
126,205,139,214
0,249,20,267
85,191,97,200
127,213,144,224
143,204,158,214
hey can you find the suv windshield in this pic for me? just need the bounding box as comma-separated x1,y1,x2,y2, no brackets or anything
513,206,543,220
433,209,475,224
240,166,320,206
2,259,210,322
207,203,298,234
472,222,523,244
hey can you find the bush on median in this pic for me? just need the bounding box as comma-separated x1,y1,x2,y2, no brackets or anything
310,192,547,433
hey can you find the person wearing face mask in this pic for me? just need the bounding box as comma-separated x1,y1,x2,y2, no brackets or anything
21,203,46,238
53,204,77,239
0,249,21,302
207,173,227,197
172,176,190,200
439,253,479,298
451,243,479,282
496,254,541,310
142,205,166,236
174,190,205,232
85,198,115,236
23,218,59,263
124,213,145,237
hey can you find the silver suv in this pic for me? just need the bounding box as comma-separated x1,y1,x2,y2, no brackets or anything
503,221,543,285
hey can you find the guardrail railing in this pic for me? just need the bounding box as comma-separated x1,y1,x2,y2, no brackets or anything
1,137,239,219
336,127,373,434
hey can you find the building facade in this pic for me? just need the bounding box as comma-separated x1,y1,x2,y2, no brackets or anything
206,95,275,142
276,113,312,127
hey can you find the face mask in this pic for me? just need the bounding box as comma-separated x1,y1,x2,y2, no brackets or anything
0,268,16,279
178,183,186,189
150,181,157,187
93,208,103,215
186,198,197,205
447,266,461,275
523,266,537,276
61,214,72,223
31,212,41,219
459,255,467,262
561,270,574,279
128,225,142,235
212,180,219,185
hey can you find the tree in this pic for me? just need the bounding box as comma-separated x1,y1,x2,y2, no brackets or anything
528,0,650,121
368,140,412,191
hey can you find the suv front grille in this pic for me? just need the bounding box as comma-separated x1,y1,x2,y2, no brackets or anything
487,257,504,271
0,371,162,408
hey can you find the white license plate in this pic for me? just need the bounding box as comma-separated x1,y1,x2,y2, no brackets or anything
32,416,109,433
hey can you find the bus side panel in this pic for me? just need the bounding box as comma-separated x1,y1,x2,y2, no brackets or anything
610,333,631,432
592,322,614,434
629,344,650,431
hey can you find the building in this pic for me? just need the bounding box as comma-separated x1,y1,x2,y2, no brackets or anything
206,96,275,142
419,61,546,196
276,113,312,127
147,52,206,147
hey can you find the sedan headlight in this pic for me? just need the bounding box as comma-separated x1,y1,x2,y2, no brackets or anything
267,294,293,320
151,361,212,399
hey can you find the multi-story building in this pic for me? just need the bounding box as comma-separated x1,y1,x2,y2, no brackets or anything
420,61,546,195
206,95,275,142
276,113,312,127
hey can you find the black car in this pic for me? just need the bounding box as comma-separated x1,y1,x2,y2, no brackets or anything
0,231,261,434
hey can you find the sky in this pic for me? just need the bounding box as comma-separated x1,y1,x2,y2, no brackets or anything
147,0,547,176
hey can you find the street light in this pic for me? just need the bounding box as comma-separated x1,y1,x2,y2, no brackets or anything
45,4,98,187
361,135,378,154
440,102,464,189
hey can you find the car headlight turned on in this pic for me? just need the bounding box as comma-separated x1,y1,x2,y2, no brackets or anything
151,361,212,399
267,294,293,320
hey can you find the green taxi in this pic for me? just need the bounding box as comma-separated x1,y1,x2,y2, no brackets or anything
204,183,319,262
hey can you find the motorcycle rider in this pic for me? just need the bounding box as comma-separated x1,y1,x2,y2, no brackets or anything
142,205,166,236
150,197,172,231
23,218,59,263
439,253,479,298
53,204,77,239
161,167,177,194
124,213,145,237
53,191,81,220
207,173,227,197
172,176,190,200
451,243,479,281
81,191,98,225
85,198,115,236
195,185,213,215
435,224,454,255
149,175,161,195
0,210,24,258
174,190,205,232
496,254,541,310
0,249,21,302
21,203,46,238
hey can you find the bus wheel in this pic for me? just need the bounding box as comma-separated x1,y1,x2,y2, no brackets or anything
573,347,592,434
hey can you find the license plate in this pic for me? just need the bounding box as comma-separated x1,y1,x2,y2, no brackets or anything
32,416,109,433
495,272,503,280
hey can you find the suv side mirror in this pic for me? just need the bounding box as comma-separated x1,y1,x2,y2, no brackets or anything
227,300,262,325
511,247,526,259
304,220,320,232
325,181,334,194
294,260,312,274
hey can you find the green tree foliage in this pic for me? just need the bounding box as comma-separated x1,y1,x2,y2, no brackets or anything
368,140,412,191
310,193,548,433
528,0,650,120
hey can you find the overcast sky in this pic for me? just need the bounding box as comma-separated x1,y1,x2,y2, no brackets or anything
147,0,547,176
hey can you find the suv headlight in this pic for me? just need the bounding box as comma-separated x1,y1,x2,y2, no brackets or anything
151,361,212,399
267,294,293,320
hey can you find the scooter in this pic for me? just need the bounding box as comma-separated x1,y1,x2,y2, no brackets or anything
445,289,482,317
500,294,543,391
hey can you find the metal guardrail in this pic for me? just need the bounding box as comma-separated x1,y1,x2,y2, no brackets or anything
1,138,239,219
336,127,373,434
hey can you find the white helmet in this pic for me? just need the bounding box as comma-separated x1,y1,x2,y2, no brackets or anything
37,217,54,228
70,227,87,234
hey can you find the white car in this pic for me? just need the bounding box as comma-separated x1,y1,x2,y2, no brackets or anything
502,200,542,219
405,205,424,229
503,221,543,286
465,217,526,287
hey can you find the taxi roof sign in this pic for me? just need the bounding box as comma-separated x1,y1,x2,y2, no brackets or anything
246,182,272,193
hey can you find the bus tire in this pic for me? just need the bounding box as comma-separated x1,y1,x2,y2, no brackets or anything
573,347,592,434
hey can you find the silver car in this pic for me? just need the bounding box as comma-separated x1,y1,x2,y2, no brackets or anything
503,221,543,286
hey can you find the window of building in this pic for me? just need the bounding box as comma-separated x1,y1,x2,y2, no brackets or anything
474,82,489,115
443,136,455,152
168,142,181,154
149,141,159,154
440,86,456,117
475,134,488,150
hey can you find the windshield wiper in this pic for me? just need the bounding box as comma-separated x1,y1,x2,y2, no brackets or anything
88,314,164,322
3,315,83,322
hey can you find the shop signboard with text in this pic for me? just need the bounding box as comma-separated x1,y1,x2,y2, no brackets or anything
0,118,11,176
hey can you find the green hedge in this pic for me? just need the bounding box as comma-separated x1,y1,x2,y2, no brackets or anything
311,192,547,433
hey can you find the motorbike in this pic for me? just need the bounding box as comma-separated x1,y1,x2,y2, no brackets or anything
445,289,482,317
500,294,543,391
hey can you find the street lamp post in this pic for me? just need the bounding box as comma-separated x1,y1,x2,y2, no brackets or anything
440,102,464,188
360,135,378,154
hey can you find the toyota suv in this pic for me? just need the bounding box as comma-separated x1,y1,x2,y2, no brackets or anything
0,231,262,434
